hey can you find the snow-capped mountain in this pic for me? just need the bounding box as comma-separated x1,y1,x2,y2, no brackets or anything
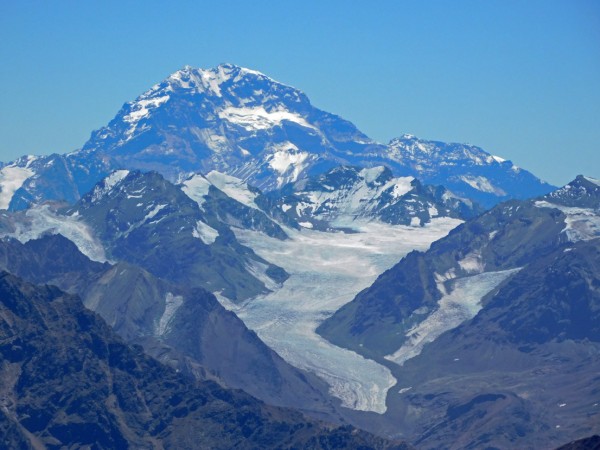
258,165,481,230
79,63,384,189
0,64,553,211
71,170,288,301
383,134,555,207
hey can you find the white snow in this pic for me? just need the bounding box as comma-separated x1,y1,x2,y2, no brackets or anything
359,166,385,184
218,106,316,132
181,174,212,208
268,146,310,186
223,218,461,413
491,155,506,163
459,175,506,196
281,204,292,212
90,170,129,203
124,95,170,129
193,220,219,244
298,221,313,229
1,205,108,262
205,171,259,209
156,292,184,336
391,177,414,198
0,166,34,209
385,268,520,366
535,201,600,242
143,204,167,222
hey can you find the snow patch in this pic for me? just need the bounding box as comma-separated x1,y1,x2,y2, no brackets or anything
1,205,108,262
218,106,316,131
391,177,414,198
90,170,129,202
193,220,219,244
359,166,385,184
535,201,600,242
460,175,506,196
124,95,170,126
385,268,520,366
181,174,212,208
156,292,184,336
458,250,484,274
206,171,259,209
0,166,34,209
268,147,310,186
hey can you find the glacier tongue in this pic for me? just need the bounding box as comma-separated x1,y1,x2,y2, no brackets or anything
222,218,461,413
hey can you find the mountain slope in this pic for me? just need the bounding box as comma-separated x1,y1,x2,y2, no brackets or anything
0,233,342,417
383,239,600,449
383,134,555,207
0,271,407,449
71,170,286,302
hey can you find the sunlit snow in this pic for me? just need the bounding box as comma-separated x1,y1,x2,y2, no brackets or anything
1,205,108,262
193,220,219,244
460,175,506,195
385,268,520,366
218,106,316,132
0,166,34,209
205,171,259,209
221,218,461,413
535,200,600,242
181,174,212,208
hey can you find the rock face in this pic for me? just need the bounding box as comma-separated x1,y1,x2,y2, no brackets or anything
0,272,409,449
317,177,600,447
71,170,287,302
0,64,553,211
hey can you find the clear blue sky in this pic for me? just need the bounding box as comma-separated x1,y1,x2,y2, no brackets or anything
1,0,598,186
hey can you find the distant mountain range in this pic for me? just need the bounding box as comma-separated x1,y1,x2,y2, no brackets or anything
0,63,553,212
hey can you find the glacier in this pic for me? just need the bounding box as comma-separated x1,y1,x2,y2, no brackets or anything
221,218,461,413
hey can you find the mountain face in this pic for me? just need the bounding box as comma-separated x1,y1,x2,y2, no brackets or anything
0,64,553,211
70,170,287,302
257,165,481,231
0,234,342,417
0,271,407,449
383,134,556,208
317,176,600,447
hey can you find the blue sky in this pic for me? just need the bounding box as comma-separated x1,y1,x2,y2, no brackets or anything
1,0,598,186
